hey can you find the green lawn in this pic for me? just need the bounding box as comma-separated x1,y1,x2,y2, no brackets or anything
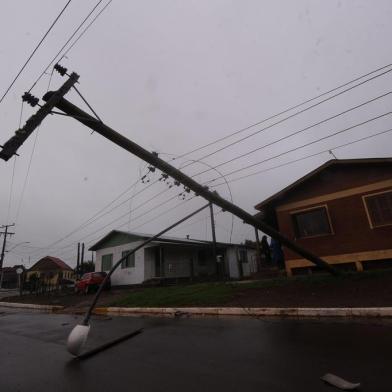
110,268,392,308
111,283,236,307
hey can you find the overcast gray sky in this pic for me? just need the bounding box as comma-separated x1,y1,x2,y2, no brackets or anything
1,0,391,267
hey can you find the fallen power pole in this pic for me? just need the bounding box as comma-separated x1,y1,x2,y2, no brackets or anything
0,69,338,275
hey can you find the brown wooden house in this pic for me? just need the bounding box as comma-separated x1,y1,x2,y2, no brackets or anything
254,158,392,276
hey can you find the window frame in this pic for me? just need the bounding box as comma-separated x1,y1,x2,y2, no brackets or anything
121,250,135,269
290,204,334,239
362,189,392,229
101,253,113,272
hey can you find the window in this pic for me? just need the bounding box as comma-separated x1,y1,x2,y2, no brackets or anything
292,206,332,238
101,254,113,271
121,250,135,268
364,190,392,228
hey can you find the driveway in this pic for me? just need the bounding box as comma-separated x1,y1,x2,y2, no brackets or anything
0,307,390,391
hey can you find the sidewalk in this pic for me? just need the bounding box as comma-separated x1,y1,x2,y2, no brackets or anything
94,306,392,318
2,300,392,318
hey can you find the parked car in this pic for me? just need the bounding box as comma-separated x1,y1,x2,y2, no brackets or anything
75,272,111,294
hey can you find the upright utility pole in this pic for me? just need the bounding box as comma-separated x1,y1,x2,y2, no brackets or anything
0,224,15,288
209,203,218,276
76,242,80,278
80,242,85,275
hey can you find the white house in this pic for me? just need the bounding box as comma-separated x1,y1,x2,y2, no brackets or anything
89,231,257,286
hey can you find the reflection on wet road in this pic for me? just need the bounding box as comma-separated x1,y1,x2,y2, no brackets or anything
0,307,390,391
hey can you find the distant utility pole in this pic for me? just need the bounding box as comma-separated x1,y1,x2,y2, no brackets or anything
0,224,15,288
80,242,85,274
76,242,80,278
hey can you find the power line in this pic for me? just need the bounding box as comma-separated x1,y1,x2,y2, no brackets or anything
14,123,40,223
50,188,185,254
170,209,223,234
62,186,170,244
5,100,22,224
57,196,197,261
206,113,392,185
191,91,392,177
35,177,158,253
174,62,392,160
58,0,113,62
181,67,392,171
173,155,234,243
208,127,392,187
28,0,105,93
0,0,72,104
14,70,59,223
54,191,193,259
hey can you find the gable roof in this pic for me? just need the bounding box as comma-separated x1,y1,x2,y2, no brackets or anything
89,230,211,251
89,230,251,251
29,256,73,272
254,157,392,211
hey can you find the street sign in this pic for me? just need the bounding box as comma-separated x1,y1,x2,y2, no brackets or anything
16,268,23,275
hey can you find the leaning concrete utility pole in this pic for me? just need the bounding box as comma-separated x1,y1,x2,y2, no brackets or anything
0,68,338,275
0,72,79,161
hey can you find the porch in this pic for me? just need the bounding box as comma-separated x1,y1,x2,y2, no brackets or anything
143,243,218,281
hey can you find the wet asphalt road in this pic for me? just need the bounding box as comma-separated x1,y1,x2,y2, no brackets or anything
0,308,390,392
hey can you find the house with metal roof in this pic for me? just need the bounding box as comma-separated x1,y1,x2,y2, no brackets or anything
254,158,392,276
27,256,75,285
89,231,257,286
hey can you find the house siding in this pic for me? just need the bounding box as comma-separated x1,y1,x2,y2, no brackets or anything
92,232,257,285
95,241,145,286
258,162,392,274
278,188,392,261
272,164,392,206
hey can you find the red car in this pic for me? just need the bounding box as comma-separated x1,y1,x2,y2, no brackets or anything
75,272,111,294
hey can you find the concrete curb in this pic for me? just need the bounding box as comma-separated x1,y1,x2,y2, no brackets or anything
94,306,392,318
0,302,63,311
